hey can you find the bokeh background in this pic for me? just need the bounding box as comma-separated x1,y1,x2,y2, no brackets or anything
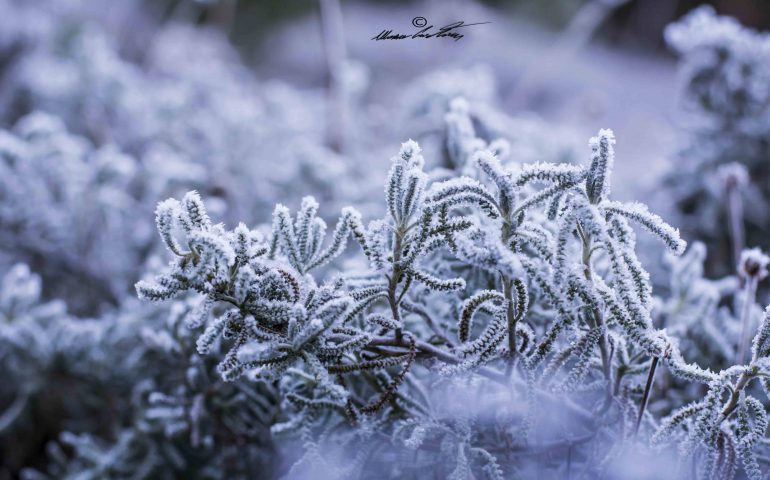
2,0,770,478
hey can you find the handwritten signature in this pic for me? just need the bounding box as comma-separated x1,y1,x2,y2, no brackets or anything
372,17,490,42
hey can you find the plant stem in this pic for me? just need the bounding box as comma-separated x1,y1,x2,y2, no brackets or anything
722,336,762,421
613,365,626,396
389,228,405,343
721,368,755,421
737,276,757,365
504,277,517,376
578,224,612,401
633,356,658,438
726,182,745,271
401,300,453,347
501,221,518,377
329,333,598,425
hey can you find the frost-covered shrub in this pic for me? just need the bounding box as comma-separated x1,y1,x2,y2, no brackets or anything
131,123,770,478
5,18,358,222
0,112,149,311
655,242,739,373
664,6,770,275
5,2,770,478
0,3,373,313
28,299,280,480
0,260,279,479
0,263,140,474
0,0,577,320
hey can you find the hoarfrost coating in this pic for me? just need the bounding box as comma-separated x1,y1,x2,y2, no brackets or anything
3,1,770,479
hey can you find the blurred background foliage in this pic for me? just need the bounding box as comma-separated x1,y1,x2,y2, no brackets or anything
3,0,770,478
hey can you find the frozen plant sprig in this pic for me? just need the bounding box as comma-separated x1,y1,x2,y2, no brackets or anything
135,133,760,479
653,305,770,479
137,191,367,396
430,129,685,397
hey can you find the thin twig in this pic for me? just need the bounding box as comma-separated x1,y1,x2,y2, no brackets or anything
633,356,658,438
738,276,758,365
726,182,745,271
327,332,597,425
721,367,755,421
318,0,348,153
578,223,613,402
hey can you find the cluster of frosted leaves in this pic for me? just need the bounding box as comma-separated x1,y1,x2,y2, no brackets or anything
650,324,770,480
135,122,756,479
0,1,372,314
0,260,279,478
655,242,740,370
28,298,280,480
135,190,373,415
0,112,148,311
437,128,686,359
647,245,770,479
666,5,770,124
1,0,369,247
665,6,770,171
7,16,354,216
663,6,770,273
0,263,155,473
357,130,704,476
